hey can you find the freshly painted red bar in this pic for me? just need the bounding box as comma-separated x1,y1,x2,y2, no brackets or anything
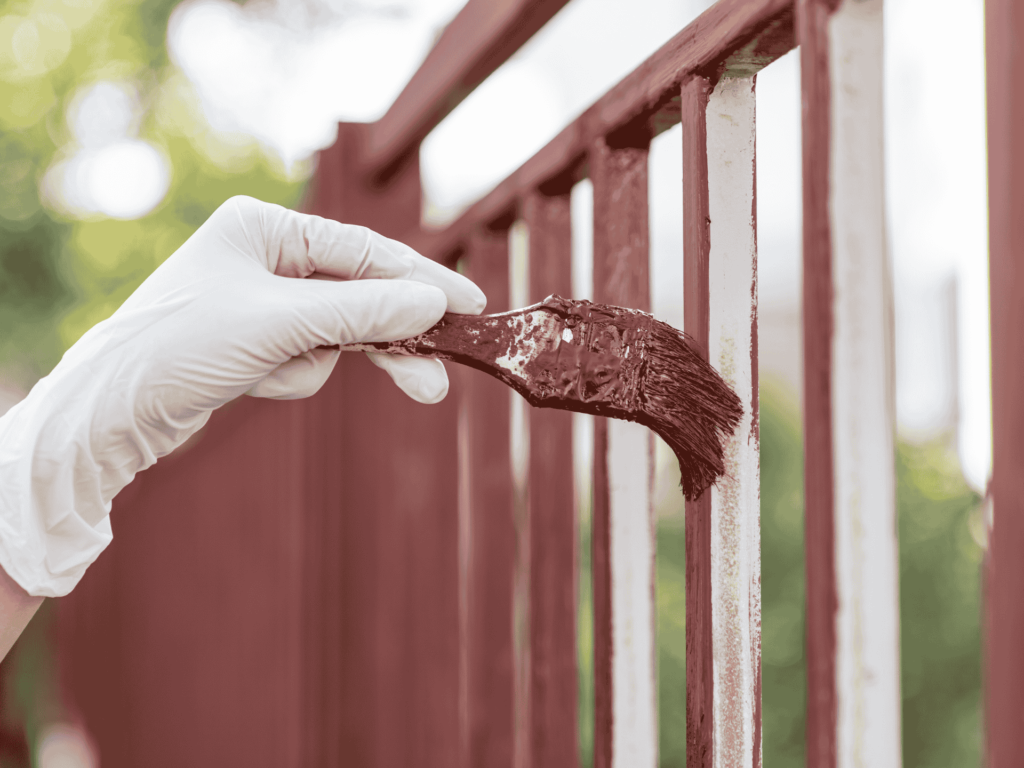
523,190,579,768
985,0,1024,764
796,1,839,766
590,135,652,768
681,75,714,768
461,228,516,768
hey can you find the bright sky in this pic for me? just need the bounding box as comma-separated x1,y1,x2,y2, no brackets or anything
51,0,992,491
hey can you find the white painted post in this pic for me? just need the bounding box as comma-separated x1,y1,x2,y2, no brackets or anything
829,0,901,765
706,75,762,767
607,422,657,768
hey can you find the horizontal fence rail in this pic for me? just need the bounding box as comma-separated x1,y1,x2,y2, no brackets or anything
54,1,907,767
406,0,796,264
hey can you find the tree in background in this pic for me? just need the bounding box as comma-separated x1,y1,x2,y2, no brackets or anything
0,0,304,391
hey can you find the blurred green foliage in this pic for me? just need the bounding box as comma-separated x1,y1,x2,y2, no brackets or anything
0,0,304,389
898,436,984,764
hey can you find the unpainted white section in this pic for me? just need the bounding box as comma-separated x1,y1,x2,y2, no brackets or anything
509,219,532,768
607,419,657,768
828,1,902,766
456,397,471,761
706,75,762,768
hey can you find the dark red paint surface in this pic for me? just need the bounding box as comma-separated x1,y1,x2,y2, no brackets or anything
985,0,1024,764
682,74,715,768
797,2,839,766
59,396,307,768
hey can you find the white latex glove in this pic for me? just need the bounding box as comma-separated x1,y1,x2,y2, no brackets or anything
0,196,486,597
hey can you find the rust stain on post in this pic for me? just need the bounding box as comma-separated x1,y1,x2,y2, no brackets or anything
705,75,761,768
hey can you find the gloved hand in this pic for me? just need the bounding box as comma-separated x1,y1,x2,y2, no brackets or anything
0,196,486,597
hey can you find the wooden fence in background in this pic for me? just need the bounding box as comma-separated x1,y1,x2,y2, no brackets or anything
54,0,1024,765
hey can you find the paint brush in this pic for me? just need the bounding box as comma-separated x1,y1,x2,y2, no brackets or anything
332,295,742,499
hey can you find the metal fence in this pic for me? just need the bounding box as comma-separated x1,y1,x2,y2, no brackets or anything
57,0,1011,766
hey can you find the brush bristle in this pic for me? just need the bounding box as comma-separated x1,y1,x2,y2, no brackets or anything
638,321,743,499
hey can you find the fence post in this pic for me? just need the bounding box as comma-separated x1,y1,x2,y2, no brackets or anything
304,123,463,766
984,0,1024,765
682,72,763,768
708,75,762,766
591,133,657,768
523,188,579,768
681,74,714,768
798,1,900,765
459,227,516,768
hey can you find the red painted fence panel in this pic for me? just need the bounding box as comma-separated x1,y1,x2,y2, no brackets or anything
59,396,306,768
48,1,975,765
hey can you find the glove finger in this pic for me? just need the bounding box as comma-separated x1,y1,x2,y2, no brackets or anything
225,196,486,315
366,353,449,404
262,278,448,358
246,347,340,400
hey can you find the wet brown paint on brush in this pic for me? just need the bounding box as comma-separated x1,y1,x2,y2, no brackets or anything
339,295,742,499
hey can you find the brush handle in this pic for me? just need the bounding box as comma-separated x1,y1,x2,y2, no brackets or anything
336,311,521,362
321,294,657,417
319,297,569,373
320,295,609,405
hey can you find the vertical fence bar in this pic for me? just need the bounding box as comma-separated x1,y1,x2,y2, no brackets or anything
798,1,838,761
985,0,1024,764
523,190,580,768
461,228,516,768
683,72,763,768
799,1,900,766
591,134,657,768
706,75,762,767
682,74,714,768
